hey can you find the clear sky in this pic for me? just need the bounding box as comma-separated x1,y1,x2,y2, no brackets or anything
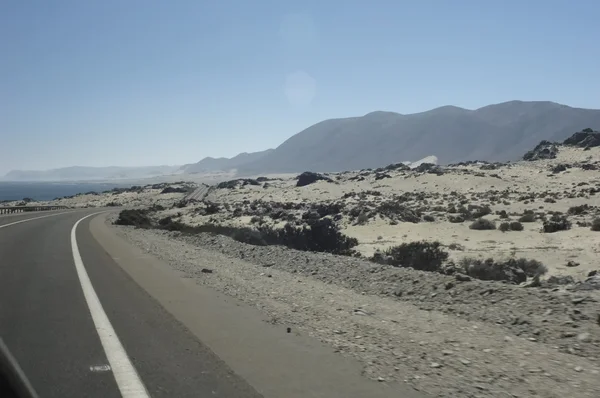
1,0,599,174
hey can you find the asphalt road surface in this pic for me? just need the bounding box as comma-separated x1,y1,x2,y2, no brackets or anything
0,210,423,398
185,185,210,201
0,210,261,398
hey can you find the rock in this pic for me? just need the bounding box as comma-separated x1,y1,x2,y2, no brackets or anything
572,297,586,304
523,140,559,161
445,281,455,290
393,288,403,297
577,332,591,342
430,362,443,368
520,275,541,288
296,171,332,187
563,129,600,148
547,275,575,285
455,273,471,282
460,359,471,366
588,270,598,277
561,331,577,338
574,366,583,372
200,268,213,273
566,261,580,267
441,350,453,356
572,275,600,291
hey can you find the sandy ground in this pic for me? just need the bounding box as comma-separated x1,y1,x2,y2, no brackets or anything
157,145,600,281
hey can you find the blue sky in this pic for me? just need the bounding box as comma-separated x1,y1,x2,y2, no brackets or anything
1,0,599,174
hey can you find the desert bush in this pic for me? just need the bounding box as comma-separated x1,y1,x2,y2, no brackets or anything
448,215,465,223
161,186,188,194
187,218,357,255
568,204,590,215
204,202,220,215
274,218,358,255
149,204,165,211
471,205,492,218
543,214,571,233
514,258,548,277
376,201,421,223
216,180,239,189
591,218,600,231
173,199,188,208
356,212,369,225
518,212,536,222
459,257,544,284
499,222,510,232
469,218,496,230
423,214,435,222
509,221,524,231
497,210,509,219
312,202,344,217
157,216,188,232
115,209,152,228
373,241,449,272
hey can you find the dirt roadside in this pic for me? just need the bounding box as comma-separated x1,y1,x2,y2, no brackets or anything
108,216,600,398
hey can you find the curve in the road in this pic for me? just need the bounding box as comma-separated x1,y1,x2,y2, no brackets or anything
71,213,149,398
0,211,73,229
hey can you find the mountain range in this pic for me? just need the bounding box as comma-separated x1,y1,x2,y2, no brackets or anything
179,149,274,174
2,166,180,182
6,101,600,181
182,100,600,176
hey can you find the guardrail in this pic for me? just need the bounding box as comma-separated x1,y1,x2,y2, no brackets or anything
0,206,69,215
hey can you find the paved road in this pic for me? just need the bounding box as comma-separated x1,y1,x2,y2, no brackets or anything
185,184,210,201
0,210,261,398
0,210,424,398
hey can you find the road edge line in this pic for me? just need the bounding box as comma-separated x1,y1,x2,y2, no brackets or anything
71,212,150,398
0,211,72,229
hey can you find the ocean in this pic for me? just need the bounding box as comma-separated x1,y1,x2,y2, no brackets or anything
0,182,131,202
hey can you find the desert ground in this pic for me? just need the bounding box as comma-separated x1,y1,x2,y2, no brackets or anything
8,132,600,397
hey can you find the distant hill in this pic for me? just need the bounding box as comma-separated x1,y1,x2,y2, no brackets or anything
180,149,274,173
3,165,180,182
233,101,600,174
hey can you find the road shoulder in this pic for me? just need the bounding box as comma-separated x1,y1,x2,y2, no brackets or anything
89,212,419,398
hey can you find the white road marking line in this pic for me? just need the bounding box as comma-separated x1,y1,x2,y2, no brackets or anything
71,212,150,398
0,211,72,229
90,364,112,372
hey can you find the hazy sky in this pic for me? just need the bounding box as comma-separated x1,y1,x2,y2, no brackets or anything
1,0,599,174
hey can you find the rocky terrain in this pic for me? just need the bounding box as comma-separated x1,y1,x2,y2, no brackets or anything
123,129,600,284
14,129,600,397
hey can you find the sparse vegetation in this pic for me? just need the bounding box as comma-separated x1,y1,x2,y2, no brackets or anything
469,218,496,230
518,212,536,222
591,218,600,231
459,257,546,284
115,209,152,228
372,241,449,272
509,221,524,231
542,214,571,233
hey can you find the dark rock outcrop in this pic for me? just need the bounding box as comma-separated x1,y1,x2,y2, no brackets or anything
523,140,559,161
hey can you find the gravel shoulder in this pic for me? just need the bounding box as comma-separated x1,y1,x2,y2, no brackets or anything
109,216,600,398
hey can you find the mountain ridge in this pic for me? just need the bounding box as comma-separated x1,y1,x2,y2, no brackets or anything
235,100,600,174
3,165,181,182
